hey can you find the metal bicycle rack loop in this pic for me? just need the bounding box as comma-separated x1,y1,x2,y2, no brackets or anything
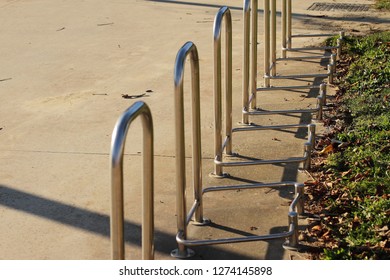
242,0,327,126
281,0,345,61
263,0,338,87
211,5,315,179
110,101,154,260
243,0,331,119
171,40,305,259
241,0,333,130
245,0,327,92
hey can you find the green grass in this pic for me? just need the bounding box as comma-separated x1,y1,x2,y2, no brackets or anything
376,0,390,9
316,31,390,260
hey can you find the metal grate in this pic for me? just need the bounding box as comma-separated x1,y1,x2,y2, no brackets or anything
307,2,371,12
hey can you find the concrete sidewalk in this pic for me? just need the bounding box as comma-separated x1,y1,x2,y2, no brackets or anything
0,0,388,259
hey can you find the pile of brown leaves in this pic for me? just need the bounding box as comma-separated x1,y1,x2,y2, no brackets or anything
297,49,390,259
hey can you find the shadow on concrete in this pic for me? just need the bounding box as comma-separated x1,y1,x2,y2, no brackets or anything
0,184,255,259
190,224,307,260
265,225,308,259
186,222,291,260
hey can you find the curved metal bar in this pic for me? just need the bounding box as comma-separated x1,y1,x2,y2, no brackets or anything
176,181,303,248
283,211,299,250
171,41,205,259
213,6,232,177
216,123,315,170
290,183,304,215
247,82,326,120
110,101,154,260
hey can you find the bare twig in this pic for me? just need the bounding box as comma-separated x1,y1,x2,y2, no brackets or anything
97,22,114,26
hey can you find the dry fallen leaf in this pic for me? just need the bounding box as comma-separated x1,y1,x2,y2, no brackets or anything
304,180,318,186
322,230,331,239
312,225,322,231
341,169,352,177
326,182,333,188
379,240,387,248
299,232,308,241
319,144,334,155
121,93,146,99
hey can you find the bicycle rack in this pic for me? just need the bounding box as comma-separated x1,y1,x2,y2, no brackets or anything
242,0,326,126
263,0,338,87
242,0,331,130
170,39,306,259
209,5,315,178
281,0,344,61
110,101,154,260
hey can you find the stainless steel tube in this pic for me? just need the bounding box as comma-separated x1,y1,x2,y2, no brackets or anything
281,0,287,58
204,181,298,193
110,101,154,260
264,0,270,87
216,123,314,169
337,38,342,60
286,211,299,249
243,0,251,124
331,53,337,73
294,183,305,215
171,41,204,259
337,31,345,60
303,143,311,170
286,46,338,51
287,0,292,49
250,0,258,108
309,123,316,152
271,0,277,77
320,82,327,105
176,227,294,246
233,123,313,131
291,33,335,38
245,108,319,115
327,64,333,84
278,55,332,60
303,124,316,170
213,7,232,177
316,83,327,120
257,84,321,91
269,73,328,79
215,156,308,167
